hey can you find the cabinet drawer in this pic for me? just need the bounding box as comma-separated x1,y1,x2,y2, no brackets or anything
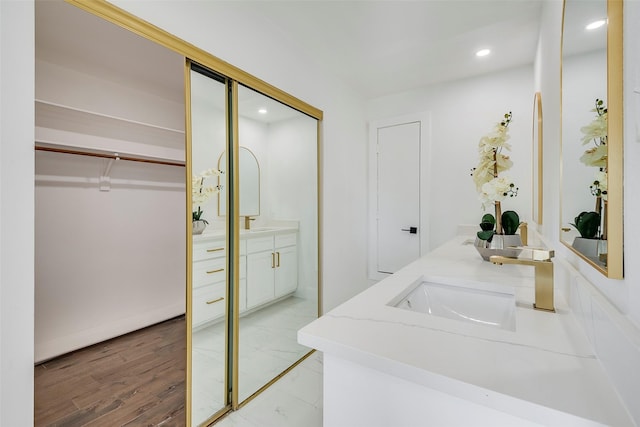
275,232,297,248
193,257,226,288
193,282,226,326
247,236,274,254
194,239,225,261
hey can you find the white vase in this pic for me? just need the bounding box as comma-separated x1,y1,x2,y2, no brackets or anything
192,220,207,235
474,234,523,261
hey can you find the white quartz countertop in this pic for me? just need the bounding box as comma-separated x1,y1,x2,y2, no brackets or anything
299,235,634,426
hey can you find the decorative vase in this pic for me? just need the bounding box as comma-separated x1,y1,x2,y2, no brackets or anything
474,234,523,261
192,220,207,235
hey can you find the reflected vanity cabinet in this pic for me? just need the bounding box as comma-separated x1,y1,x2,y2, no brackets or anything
246,232,298,310
192,231,298,328
192,235,247,328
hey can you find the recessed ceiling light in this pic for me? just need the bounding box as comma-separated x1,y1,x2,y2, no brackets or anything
476,49,491,57
586,19,606,30
258,108,267,114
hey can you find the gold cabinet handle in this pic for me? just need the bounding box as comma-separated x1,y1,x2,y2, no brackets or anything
276,251,281,267
207,247,224,253
206,297,224,305
206,268,224,274
271,252,275,269
561,227,571,232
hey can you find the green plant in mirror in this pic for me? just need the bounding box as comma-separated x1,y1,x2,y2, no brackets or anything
192,206,207,223
571,211,601,239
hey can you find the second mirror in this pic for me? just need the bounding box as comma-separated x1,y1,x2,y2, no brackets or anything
236,84,319,403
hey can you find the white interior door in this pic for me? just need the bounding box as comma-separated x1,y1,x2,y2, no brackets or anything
376,121,421,274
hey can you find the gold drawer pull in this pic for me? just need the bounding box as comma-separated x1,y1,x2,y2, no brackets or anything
271,252,275,269
276,251,281,267
206,297,224,305
207,247,224,253
207,268,224,274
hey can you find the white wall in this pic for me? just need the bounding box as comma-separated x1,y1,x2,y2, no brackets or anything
535,0,640,422
34,152,185,362
624,0,640,329
0,1,35,424
267,116,319,300
367,66,534,249
109,0,370,312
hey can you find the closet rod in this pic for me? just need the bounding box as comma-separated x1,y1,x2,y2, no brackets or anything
35,145,185,167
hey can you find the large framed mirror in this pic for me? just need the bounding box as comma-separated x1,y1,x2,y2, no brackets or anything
561,0,623,278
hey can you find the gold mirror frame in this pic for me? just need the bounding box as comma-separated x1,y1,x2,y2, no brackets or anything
560,0,623,278
532,92,543,225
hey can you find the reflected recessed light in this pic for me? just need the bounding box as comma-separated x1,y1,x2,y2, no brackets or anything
476,49,491,57
258,108,267,114
586,19,606,30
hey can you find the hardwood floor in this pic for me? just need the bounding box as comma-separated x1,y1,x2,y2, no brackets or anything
34,316,186,427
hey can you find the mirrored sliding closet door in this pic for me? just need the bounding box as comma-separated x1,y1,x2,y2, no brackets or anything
187,64,320,425
235,84,319,403
188,65,231,426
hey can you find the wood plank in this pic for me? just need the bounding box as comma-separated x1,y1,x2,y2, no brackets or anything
35,316,186,426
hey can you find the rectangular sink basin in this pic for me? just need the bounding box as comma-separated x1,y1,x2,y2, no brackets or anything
389,279,516,331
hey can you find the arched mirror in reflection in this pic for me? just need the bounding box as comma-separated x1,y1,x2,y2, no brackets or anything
218,147,260,217
560,0,623,278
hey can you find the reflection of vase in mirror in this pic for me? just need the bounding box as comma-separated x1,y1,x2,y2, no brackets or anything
192,220,207,235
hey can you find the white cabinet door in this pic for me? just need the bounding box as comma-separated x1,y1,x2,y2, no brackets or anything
246,250,275,309
275,245,297,297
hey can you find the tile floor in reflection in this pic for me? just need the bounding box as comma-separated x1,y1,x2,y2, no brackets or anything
191,296,319,425
214,352,323,427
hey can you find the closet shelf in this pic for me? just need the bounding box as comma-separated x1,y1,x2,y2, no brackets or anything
35,99,186,164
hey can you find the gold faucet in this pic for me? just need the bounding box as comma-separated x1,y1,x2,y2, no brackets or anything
490,250,555,312
244,216,256,230
518,222,528,246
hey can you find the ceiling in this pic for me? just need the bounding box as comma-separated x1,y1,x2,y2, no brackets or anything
235,1,544,99
36,0,544,104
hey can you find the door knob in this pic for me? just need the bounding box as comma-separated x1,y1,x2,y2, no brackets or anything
401,226,418,234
